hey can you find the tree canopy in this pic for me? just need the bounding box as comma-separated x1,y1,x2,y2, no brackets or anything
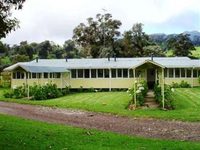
166,34,195,56
73,13,122,58
0,0,25,38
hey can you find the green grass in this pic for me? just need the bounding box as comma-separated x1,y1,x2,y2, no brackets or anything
1,87,200,122
0,114,200,150
166,46,200,58
191,46,200,58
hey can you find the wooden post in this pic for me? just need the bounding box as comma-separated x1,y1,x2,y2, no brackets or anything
133,69,136,106
27,72,30,99
192,68,194,88
61,73,63,89
109,68,111,91
162,68,165,109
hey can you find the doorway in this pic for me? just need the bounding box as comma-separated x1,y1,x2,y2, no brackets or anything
147,69,156,89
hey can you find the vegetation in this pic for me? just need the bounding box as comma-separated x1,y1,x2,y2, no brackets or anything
154,84,174,109
4,83,70,100
1,88,200,121
171,81,191,88
1,114,200,150
0,0,25,38
127,80,148,106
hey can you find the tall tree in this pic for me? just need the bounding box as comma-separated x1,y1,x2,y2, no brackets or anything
38,41,52,59
121,23,153,57
0,0,25,38
63,40,79,58
166,34,195,56
73,13,121,58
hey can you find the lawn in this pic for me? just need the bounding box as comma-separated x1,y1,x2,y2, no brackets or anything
0,88,200,122
0,114,200,150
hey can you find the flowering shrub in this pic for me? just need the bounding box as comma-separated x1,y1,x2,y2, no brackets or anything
154,84,175,109
171,80,191,88
4,83,70,100
127,80,148,106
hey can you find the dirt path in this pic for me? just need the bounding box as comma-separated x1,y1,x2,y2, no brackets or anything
0,101,200,141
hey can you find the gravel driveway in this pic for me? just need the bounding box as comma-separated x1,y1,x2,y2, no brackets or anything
0,101,200,141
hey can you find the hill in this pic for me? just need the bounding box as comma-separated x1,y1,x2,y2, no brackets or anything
149,31,200,46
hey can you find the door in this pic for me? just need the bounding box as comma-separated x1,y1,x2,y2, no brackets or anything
147,69,155,89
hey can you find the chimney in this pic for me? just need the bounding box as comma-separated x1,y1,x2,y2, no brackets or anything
108,53,110,61
151,53,153,61
36,57,38,63
114,53,116,62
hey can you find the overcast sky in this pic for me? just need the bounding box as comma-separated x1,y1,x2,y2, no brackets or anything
2,0,200,45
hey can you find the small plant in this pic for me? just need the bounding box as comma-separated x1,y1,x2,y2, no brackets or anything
61,85,71,95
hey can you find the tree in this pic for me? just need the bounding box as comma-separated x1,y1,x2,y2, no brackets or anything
11,54,29,64
121,23,153,57
63,40,79,58
73,13,122,58
38,41,52,59
166,34,195,56
143,45,165,57
0,0,25,38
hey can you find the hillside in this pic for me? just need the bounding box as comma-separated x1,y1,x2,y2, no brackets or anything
150,31,200,46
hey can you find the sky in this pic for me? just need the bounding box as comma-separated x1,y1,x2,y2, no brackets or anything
2,0,200,45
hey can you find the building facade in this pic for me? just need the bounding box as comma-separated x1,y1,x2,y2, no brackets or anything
4,57,200,90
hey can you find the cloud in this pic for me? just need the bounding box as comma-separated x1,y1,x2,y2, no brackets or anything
145,11,200,34
2,0,200,45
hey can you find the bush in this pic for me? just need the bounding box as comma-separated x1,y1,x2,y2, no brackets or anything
154,84,175,110
30,83,63,100
4,84,26,99
4,83,68,100
171,80,191,88
61,85,71,95
127,80,148,106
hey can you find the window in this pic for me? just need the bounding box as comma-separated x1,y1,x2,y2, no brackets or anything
50,73,54,78
37,73,41,78
13,72,16,79
98,69,103,78
111,69,116,78
193,69,198,78
84,69,90,78
91,69,96,78
78,69,83,78
44,73,48,78
55,73,61,78
136,70,141,78
186,69,191,77
169,69,174,78
175,68,180,78
164,69,168,77
104,69,109,78
117,69,122,78
13,72,25,79
32,73,37,79
123,69,128,78
181,68,185,78
71,69,76,78
129,69,133,78
17,72,21,79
